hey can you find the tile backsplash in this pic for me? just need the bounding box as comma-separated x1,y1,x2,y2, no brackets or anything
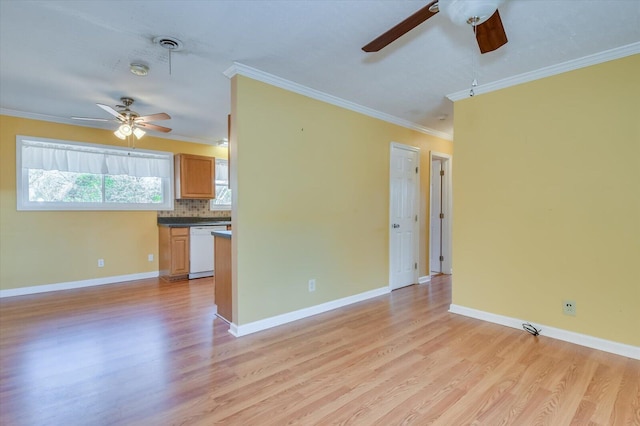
157,199,229,218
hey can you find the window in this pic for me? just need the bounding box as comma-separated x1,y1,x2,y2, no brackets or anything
16,136,174,211
210,158,231,211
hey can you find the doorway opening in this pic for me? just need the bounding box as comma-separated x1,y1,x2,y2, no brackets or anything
429,152,452,276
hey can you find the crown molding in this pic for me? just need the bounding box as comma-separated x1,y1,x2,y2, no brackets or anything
447,42,640,102
0,108,214,145
224,63,453,141
1,108,78,125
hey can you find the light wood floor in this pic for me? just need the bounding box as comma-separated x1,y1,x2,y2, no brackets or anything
1,275,638,425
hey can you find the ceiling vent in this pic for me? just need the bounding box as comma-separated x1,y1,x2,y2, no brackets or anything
153,36,184,75
153,36,184,52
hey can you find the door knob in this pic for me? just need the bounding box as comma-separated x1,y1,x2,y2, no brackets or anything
392,224,400,228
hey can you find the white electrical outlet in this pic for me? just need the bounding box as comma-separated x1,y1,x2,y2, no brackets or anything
148,254,154,262
563,300,576,316
308,279,316,292
98,259,105,268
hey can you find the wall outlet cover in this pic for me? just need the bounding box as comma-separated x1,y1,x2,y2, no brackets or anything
563,300,576,316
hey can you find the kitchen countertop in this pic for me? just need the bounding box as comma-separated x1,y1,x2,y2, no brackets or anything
157,217,231,227
211,230,232,239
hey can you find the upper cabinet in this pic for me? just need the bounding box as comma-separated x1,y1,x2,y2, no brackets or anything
175,153,215,199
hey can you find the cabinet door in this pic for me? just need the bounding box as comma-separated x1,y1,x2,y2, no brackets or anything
214,236,232,322
171,235,190,275
158,226,171,276
175,154,215,199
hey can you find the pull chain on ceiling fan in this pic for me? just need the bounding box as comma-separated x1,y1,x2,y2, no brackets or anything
470,22,479,97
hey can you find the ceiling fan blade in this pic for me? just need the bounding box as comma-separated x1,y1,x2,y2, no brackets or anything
137,122,172,133
135,112,171,123
362,0,439,52
97,103,125,121
475,10,508,54
71,116,111,122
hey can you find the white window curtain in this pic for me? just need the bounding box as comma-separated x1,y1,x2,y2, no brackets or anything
22,140,171,178
17,136,174,211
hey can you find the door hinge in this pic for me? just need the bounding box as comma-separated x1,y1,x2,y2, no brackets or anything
415,167,419,174
439,255,444,262
439,213,444,219
440,170,444,176
414,262,418,270
415,215,418,222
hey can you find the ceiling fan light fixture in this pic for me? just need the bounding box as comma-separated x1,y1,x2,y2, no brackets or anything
440,0,503,26
133,127,146,139
114,129,126,140
74,97,172,139
119,123,133,136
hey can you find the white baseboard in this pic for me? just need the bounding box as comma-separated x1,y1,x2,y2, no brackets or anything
449,304,640,360
0,271,160,298
418,275,431,284
229,286,391,337
229,322,240,336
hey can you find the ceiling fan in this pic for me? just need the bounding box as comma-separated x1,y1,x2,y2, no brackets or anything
362,0,508,54
72,97,171,140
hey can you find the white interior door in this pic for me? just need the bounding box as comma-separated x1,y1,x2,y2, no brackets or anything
430,159,442,273
390,143,419,290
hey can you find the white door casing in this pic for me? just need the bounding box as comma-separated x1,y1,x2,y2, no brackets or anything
429,151,452,275
389,143,420,290
430,159,443,273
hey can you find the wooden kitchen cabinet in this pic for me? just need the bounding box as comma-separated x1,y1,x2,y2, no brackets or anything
175,153,215,199
159,226,190,281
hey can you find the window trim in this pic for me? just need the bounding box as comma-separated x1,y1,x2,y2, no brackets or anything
210,157,231,211
16,135,174,211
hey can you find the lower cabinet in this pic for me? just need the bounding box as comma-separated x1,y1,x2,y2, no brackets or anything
159,227,190,281
214,234,232,322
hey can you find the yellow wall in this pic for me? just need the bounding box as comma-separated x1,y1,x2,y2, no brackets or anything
0,115,227,290
452,55,640,346
232,75,452,325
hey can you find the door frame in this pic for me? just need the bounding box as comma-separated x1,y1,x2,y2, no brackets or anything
429,151,453,275
389,142,420,290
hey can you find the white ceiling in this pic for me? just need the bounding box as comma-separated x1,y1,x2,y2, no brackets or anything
1,1,639,144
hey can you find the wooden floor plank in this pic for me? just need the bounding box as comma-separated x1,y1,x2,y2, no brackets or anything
1,275,638,425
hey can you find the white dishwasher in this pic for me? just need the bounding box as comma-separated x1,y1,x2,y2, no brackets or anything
189,226,226,279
